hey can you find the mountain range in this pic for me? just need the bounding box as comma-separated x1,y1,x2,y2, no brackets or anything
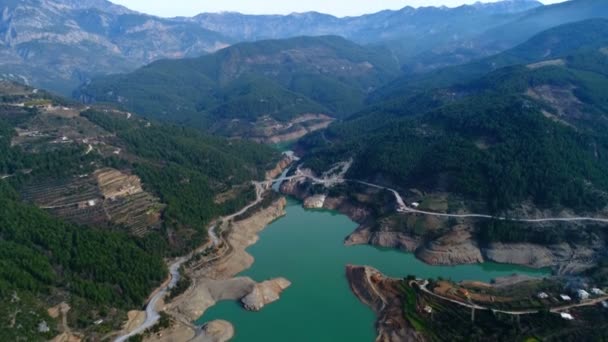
6,0,608,96
0,0,232,93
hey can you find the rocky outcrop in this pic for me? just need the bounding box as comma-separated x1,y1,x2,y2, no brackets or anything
303,194,326,209
483,242,598,274
196,320,234,342
345,226,421,252
241,278,291,311
416,230,484,265
279,178,310,200
346,265,426,342
265,156,293,180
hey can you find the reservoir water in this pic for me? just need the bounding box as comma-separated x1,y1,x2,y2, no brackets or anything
197,198,550,341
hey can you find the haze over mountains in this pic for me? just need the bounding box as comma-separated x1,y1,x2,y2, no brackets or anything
2,0,608,96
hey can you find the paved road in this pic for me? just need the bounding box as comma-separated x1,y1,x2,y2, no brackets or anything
349,180,608,224
415,280,608,316
115,258,187,342
279,163,608,224
114,179,271,341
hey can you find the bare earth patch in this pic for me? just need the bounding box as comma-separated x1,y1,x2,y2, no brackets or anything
526,59,565,70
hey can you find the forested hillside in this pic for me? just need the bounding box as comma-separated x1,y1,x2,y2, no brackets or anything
77,36,400,132
299,22,608,214
0,82,279,339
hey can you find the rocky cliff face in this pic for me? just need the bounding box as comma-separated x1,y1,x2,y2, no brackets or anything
265,155,294,181
416,229,484,265
483,242,602,274
0,0,231,94
345,226,421,252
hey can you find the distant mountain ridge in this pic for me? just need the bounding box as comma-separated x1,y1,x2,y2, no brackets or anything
77,35,400,135
0,0,232,94
42,0,135,14
373,18,608,102
0,0,545,95
189,0,544,67
4,0,608,97
190,0,543,42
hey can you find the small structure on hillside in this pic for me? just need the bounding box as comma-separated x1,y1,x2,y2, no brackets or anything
577,289,590,300
560,294,572,301
411,202,420,208
38,321,50,333
591,288,605,295
560,313,574,320
537,292,549,299
424,305,433,314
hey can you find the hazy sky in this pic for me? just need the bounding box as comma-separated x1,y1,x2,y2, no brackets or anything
112,0,568,18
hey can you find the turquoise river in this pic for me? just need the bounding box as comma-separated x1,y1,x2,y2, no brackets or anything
196,198,550,341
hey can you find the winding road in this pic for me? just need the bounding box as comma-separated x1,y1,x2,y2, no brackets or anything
115,258,187,342
280,162,608,225
114,179,272,341
415,280,608,316
352,180,608,224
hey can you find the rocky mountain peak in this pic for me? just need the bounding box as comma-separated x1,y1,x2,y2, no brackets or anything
42,0,134,15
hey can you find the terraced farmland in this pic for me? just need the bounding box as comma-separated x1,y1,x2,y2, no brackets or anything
104,191,164,236
21,176,102,209
20,168,164,236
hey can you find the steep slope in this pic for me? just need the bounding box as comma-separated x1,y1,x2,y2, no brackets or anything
374,19,608,102
299,24,608,215
77,35,400,136
0,81,279,339
0,0,231,94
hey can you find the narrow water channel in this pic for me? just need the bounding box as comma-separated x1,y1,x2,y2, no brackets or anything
197,198,550,341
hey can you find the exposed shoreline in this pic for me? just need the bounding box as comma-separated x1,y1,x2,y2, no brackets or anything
143,196,289,342
279,177,602,274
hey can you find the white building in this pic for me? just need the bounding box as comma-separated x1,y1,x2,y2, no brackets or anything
560,294,572,301
591,288,605,295
537,292,549,299
577,289,590,300
411,202,420,208
560,313,574,320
